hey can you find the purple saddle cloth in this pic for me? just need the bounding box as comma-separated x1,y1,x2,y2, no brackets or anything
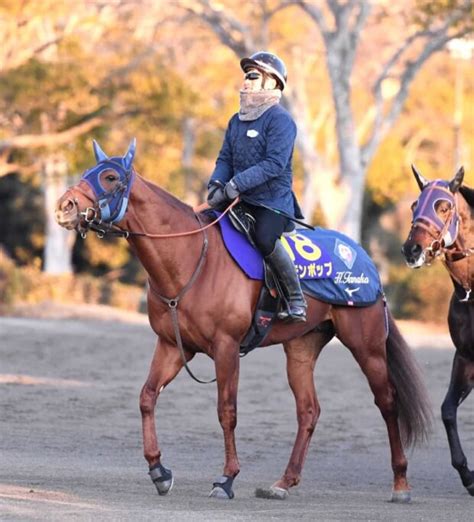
216,213,383,307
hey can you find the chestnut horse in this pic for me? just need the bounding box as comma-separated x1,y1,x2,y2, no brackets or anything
55,140,432,502
402,165,474,496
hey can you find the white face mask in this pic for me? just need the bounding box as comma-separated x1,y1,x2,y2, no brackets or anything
242,68,277,91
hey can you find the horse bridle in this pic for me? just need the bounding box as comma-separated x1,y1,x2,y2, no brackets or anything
69,183,130,239
409,183,462,263
410,207,456,262
412,196,474,263
62,159,135,239
410,186,474,301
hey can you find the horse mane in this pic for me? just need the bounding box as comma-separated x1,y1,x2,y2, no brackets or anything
459,185,474,209
138,173,196,216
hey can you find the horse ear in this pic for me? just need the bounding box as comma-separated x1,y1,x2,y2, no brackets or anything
123,138,137,171
92,140,109,162
411,164,429,191
449,166,464,193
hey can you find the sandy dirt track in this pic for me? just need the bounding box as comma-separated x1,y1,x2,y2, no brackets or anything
0,306,473,521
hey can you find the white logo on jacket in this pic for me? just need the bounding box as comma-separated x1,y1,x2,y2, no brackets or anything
344,287,360,297
246,129,259,138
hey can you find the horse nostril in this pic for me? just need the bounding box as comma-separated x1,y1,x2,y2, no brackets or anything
61,199,74,213
402,242,422,262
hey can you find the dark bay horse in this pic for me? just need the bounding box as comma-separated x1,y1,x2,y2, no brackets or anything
402,165,474,496
55,140,432,502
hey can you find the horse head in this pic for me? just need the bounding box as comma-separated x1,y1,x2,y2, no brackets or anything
55,139,136,237
402,165,464,268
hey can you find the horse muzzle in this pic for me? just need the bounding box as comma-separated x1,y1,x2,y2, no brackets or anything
55,197,80,230
401,242,429,268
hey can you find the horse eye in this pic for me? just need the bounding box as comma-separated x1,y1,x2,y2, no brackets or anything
106,175,117,182
434,200,451,213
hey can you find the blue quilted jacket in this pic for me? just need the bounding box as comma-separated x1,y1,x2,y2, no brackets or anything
209,104,303,218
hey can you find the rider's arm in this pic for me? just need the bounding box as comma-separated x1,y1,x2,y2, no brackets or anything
208,117,235,187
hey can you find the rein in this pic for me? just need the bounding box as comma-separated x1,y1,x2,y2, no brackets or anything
148,213,216,384
76,190,239,240
73,185,239,384
70,173,239,382
65,146,233,384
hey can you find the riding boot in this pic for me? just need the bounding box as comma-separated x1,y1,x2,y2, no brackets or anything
265,240,307,322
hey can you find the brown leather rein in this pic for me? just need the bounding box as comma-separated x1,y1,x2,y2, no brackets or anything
72,183,239,240
70,185,240,383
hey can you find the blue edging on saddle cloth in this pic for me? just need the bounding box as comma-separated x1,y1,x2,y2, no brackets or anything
216,213,383,307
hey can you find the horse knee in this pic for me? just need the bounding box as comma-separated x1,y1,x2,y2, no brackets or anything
297,402,320,433
217,403,237,431
140,385,158,416
441,401,456,424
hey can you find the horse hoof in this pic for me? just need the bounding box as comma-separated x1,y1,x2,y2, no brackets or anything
466,483,474,496
255,486,289,500
149,463,174,496
391,490,411,503
209,475,234,499
155,476,174,496
209,486,233,499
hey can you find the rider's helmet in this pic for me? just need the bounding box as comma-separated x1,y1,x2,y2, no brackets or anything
240,51,287,91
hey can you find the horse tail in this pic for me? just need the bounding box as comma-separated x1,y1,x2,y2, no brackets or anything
385,308,433,448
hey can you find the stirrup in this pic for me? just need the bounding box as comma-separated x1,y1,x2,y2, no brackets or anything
278,306,307,323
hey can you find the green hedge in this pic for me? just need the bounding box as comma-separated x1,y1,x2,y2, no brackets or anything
385,261,451,323
0,248,144,314
0,246,455,323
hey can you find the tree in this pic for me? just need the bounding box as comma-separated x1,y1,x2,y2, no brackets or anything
0,2,212,276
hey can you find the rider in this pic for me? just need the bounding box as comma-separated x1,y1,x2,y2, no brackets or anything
206,51,307,322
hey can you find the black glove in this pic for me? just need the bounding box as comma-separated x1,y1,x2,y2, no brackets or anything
207,182,228,209
224,180,239,200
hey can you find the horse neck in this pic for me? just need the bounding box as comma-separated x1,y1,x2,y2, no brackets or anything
121,175,206,297
445,193,474,290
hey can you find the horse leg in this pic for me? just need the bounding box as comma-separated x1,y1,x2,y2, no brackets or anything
256,327,334,500
441,351,474,495
209,339,241,500
335,307,411,503
140,338,192,495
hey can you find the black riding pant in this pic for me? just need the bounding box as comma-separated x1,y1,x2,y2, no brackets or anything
244,204,290,257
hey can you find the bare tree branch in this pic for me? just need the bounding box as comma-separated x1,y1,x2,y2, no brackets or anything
102,46,157,86
0,116,105,152
0,160,41,178
372,3,471,97
328,0,347,28
266,0,296,18
350,1,371,49
361,3,472,166
297,0,329,35
180,0,254,56
333,1,370,80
